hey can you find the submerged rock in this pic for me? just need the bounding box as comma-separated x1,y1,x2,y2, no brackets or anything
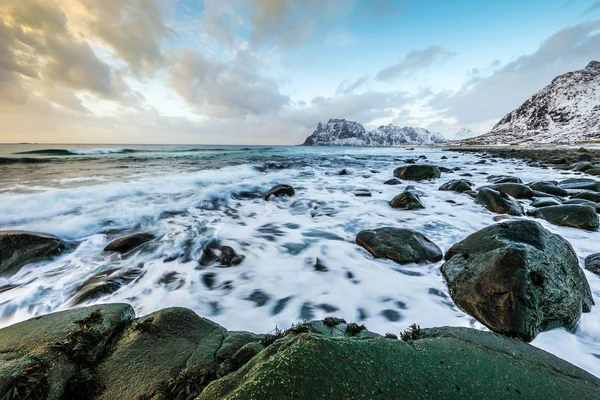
355,227,442,265
584,253,600,275
528,205,599,231
393,165,441,181
0,231,64,274
68,266,145,306
383,178,402,185
104,233,155,253
199,243,245,268
442,220,593,341
389,191,424,210
264,184,295,200
476,188,524,216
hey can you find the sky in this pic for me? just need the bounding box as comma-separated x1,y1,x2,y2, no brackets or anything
0,0,599,144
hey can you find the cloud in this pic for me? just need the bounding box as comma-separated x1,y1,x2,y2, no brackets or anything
335,75,370,95
428,21,600,125
375,46,456,82
169,49,290,118
585,1,600,14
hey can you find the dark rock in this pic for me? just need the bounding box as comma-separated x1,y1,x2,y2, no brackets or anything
355,228,442,265
528,181,568,197
585,169,600,176
338,169,349,175
68,266,145,306
438,166,453,173
0,231,64,275
383,178,402,185
246,290,271,307
531,197,562,208
381,309,402,322
272,296,293,316
486,183,533,199
104,233,155,253
389,191,424,210
584,253,600,275
571,162,594,172
559,178,600,192
439,179,472,193
353,189,372,197
487,175,522,184
393,165,441,181
157,271,185,291
202,272,216,289
265,184,295,200
528,205,599,231
572,191,600,202
563,199,600,212
476,188,524,216
200,243,244,267
442,220,593,341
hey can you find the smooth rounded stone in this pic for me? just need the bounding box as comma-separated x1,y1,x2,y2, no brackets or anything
439,179,472,193
264,184,295,200
531,197,562,208
487,175,522,184
355,228,442,265
570,162,594,172
383,178,402,185
389,191,424,210
0,231,64,275
572,191,600,202
393,165,441,181
559,178,600,192
67,266,145,306
528,181,568,197
438,166,453,173
585,168,600,176
353,189,372,197
463,190,477,198
563,199,600,212
199,325,600,400
0,304,135,400
584,253,600,275
528,205,599,231
104,233,155,253
486,183,533,199
441,220,594,342
200,243,245,267
476,188,524,216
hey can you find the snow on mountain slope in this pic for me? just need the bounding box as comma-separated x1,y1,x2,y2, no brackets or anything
474,61,600,144
302,119,447,146
453,128,477,140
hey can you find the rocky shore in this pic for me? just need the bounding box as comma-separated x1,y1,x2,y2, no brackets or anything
2,146,600,398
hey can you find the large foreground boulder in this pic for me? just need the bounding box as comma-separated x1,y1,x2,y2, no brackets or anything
475,188,524,216
528,205,599,231
441,220,593,341
355,228,442,265
393,165,441,181
0,231,64,274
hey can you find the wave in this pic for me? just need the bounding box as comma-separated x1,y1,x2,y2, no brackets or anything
0,157,55,165
16,148,134,156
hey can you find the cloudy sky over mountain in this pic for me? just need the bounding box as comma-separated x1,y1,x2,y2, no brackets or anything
1,0,599,144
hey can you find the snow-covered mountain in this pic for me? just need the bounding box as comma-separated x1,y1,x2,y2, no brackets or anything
473,61,600,144
453,128,477,140
302,119,447,146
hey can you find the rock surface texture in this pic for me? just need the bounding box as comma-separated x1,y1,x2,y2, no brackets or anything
0,231,64,275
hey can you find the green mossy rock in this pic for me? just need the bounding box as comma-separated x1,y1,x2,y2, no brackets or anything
198,326,600,400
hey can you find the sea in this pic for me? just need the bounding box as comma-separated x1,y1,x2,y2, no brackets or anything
0,144,599,377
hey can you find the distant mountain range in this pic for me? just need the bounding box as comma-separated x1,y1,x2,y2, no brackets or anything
453,128,477,140
302,119,447,146
469,61,600,144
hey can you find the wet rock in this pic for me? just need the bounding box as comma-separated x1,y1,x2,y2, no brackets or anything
438,166,453,173
572,191,600,202
528,181,568,197
528,205,599,231
0,231,64,275
271,296,293,316
104,233,155,253
476,188,524,216
487,175,522,184
486,183,533,199
68,266,145,306
571,162,594,172
157,271,185,291
200,243,244,267
381,309,402,322
563,199,600,212
338,169,350,175
439,179,472,193
353,189,372,197
314,258,328,272
389,191,424,210
202,272,217,289
584,253,600,275
246,290,271,307
355,227,442,265
559,178,600,192
585,169,600,176
393,165,441,181
531,197,562,208
383,178,402,185
264,184,295,200
442,220,593,341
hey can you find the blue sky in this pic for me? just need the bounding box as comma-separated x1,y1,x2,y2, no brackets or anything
1,0,599,143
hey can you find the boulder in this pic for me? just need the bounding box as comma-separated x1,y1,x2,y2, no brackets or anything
584,253,600,275
383,178,402,185
559,178,600,192
572,191,600,202
393,165,441,181
486,183,533,199
475,188,524,216
563,199,600,212
0,231,64,274
355,228,442,265
528,205,599,231
441,220,593,341
531,197,562,208
104,233,155,253
353,189,372,197
528,181,568,197
439,179,472,193
389,191,424,210
487,175,522,184
67,266,145,306
199,325,600,400
199,242,245,267
264,184,295,200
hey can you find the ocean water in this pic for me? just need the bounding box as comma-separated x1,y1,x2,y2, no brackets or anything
0,144,599,376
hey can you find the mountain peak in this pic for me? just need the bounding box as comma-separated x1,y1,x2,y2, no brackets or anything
585,61,600,72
